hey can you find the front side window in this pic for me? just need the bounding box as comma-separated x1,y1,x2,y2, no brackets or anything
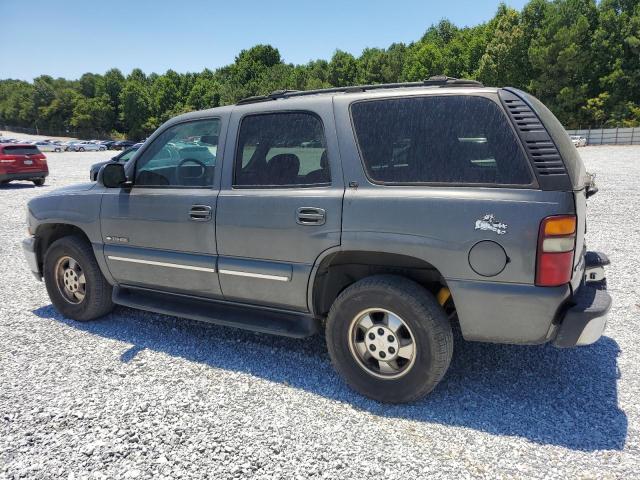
119,148,138,163
234,112,329,187
351,96,532,185
135,118,220,187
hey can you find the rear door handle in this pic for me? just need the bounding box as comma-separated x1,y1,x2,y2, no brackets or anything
189,204,212,221
296,207,326,225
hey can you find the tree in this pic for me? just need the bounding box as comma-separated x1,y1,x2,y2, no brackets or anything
187,77,221,110
119,81,151,139
2,0,640,136
476,7,530,88
70,94,113,133
402,42,444,80
329,50,358,86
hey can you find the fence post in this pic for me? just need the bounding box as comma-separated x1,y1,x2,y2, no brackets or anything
632,127,636,145
588,127,591,145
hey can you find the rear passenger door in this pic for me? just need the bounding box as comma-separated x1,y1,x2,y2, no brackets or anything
216,101,343,311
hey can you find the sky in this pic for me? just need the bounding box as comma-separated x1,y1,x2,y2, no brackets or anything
1,0,528,81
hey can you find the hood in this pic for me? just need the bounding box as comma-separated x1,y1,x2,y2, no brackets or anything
41,182,96,196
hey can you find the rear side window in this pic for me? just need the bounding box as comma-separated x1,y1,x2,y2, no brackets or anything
351,96,532,186
234,112,329,187
1,146,41,155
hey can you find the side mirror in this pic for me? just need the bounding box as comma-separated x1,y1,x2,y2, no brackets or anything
100,162,130,188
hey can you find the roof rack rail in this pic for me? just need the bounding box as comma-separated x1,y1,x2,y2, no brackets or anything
236,76,483,105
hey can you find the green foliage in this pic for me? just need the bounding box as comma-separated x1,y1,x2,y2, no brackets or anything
1,0,639,138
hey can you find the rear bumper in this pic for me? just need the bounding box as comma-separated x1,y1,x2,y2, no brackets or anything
448,250,611,346
22,236,41,280
552,280,611,347
0,171,48,182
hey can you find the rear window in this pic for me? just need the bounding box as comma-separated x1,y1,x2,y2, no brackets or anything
350,95,533,186
1,146,41,155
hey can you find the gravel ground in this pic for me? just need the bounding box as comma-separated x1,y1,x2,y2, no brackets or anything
1,146,639,479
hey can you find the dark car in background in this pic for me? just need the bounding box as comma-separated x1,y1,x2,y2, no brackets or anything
99,140,117,150
112,140,137,150
90,146,139,181
0,144,48,186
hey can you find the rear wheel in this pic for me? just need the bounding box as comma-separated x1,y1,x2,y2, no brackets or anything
326,275,453,403
44,236,114,321
32,178,45,186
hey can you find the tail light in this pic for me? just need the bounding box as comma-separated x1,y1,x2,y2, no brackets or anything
535,215,576,287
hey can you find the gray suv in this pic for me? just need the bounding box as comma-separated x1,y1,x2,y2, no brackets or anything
22,77,611,403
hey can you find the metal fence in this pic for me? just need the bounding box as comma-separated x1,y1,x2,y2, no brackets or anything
566,127,640,146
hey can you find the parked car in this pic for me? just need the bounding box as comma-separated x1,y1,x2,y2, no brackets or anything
22,77,610,403
69,141,107,152
33,141,62,152
112,140,137,150
90,146,140,181
570,135,587,147
99,140,117,150
61,141,79,151
0,143,48,186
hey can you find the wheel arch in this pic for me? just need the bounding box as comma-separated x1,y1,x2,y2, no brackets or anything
34,223,93,274
309,249,452,317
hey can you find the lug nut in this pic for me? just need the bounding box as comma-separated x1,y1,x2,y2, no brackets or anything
368,332,375,340
377,328,385,336
379,351,386,359
387,335,395,343
388,347,395,354
369,345,376,351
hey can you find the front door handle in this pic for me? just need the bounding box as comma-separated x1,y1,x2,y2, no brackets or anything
190,205,212,221
296,207,326,225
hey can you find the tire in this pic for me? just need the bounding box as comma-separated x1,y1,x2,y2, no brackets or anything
43,236,114,321
32,178,45,186
79,147,85,152
55,148,61,152
326,275,453,403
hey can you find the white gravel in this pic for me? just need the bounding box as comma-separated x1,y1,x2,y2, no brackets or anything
1,147,639,479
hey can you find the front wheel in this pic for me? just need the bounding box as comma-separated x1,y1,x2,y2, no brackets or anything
326,275,453,403
43,236,114,321
32,178,45,186
78,147,85,152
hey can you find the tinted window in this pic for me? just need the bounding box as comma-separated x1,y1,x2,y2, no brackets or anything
135,119,220,187
351,96,532,185
2,146,40,155
234,112,329,187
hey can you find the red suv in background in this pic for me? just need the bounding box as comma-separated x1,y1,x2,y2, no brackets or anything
0,144,48,186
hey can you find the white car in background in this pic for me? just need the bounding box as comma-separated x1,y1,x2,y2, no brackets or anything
69,141,107,152
33,141,62,152
570,135,587,147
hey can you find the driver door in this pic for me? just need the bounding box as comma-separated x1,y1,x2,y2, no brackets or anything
100,117,226,299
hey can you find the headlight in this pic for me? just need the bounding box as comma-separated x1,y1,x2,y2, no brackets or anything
26,208,34,236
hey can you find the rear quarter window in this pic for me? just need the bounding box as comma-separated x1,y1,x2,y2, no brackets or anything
350,95,533,186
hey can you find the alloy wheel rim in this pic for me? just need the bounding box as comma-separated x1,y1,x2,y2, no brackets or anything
55,255,86,304
348,308,416,379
